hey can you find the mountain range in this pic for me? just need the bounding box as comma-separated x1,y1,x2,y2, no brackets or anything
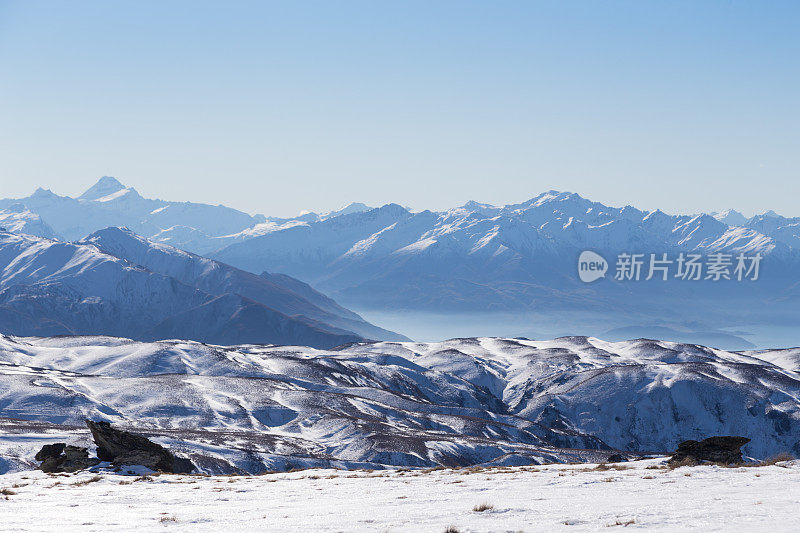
2,178,800,347
207,191,800,346
0,335,797,474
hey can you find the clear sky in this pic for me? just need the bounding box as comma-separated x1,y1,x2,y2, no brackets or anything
0,1,798,217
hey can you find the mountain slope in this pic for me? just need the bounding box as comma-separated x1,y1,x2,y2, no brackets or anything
0,231,367,348
79,227,406,341
0,335,797,474
0,204,59,239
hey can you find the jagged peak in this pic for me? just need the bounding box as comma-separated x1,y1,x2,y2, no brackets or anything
461,200,496,210
31,187,57,198
643,209,670,220
78,176,129,201
713,209,748,227
513,190,590,210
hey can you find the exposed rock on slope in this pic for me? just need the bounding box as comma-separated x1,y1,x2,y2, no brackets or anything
669,436,751,465
86,420,194,473
35,444,99,473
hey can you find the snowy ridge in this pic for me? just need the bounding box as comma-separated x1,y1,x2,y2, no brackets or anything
0,335,797,474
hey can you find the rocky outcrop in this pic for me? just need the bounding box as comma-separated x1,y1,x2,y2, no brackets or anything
35,443,100,473
669,436,751,465
85,420,194,474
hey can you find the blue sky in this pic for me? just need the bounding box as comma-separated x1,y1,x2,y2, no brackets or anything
0,1,798,217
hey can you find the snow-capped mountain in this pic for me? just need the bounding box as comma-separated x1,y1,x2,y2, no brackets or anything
0,335,797,474
712,208,748,227
0,229,402,347
0,176,264,242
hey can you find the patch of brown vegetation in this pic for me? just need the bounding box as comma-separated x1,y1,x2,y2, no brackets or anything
72,475,102,487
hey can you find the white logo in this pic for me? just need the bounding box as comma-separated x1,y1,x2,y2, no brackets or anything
578,251,608,283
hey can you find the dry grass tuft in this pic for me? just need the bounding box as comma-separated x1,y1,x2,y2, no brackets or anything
444,527,461,533
591,463,631,472
0,488,17,496
72,475,102,487
667,457,697,469
159,515,178,523
472,502,494,512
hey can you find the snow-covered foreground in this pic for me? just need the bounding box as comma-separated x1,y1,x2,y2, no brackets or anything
1,459,798,532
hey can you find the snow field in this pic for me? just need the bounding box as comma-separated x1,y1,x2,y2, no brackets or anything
1,459,798,532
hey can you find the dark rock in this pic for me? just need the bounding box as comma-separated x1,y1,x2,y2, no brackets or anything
606,453,628,463
36,444,100,473
669,436,751,465
35,442,66,461
86,420,195,474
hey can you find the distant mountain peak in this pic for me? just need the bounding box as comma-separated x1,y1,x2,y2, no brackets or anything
713,209,748,227
461,200,496,210
643,209,669,220
376,203,411,215
322,202,372,219
31,187,57,198
526,190,584,208
85,225,137,239
78,176,128,201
